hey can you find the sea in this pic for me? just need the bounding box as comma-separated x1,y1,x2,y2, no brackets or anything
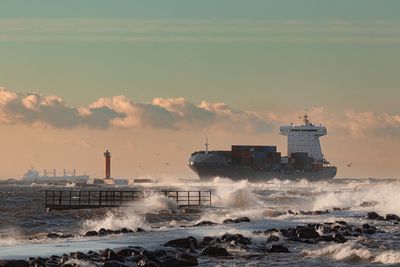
1,178,400,266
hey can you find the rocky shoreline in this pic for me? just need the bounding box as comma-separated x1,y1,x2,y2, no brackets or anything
2,210,396,267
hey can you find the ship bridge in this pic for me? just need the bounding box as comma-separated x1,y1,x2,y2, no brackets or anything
280,114,327,163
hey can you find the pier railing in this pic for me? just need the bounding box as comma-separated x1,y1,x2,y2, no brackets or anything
45,190,212,211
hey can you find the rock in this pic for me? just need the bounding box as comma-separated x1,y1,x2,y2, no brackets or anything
386,214,400,221
164,236,199,250
84,230,98,237
59,234,74,239
114,230,122,234
194,221,217,227
269,245,289,253
266,235,280,243
335,221,348,226
176,252,199,266
222,219,234,224
103,261,136,267
136,228,146,232
141,250,162,265
100,248,123,261
296,228,320,239
200,246,232,257
233,217,251,223
161,256,180,267
47,233,61,239
69,252,90,261
333,234,347,243
367,212,384,220
0,260,30,267
287,210,296,215
137,259,159,267
44,260,59,267
114,247,139,257
98,228,108,236
221,233,251,245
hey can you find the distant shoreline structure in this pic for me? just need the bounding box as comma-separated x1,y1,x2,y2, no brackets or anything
22,168,89,182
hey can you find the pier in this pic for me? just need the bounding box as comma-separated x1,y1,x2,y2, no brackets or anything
45,189,212,211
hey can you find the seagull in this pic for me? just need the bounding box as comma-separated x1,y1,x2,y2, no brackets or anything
346,162,352,168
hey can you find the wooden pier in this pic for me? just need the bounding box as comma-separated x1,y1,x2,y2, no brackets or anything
45,189,212,211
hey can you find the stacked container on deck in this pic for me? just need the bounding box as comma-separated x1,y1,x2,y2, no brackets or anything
231,145,280,171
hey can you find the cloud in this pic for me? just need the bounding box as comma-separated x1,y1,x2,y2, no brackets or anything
0,88,275,133
1,88,399,137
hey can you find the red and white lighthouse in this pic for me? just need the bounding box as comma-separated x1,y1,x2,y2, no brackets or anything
104,150,111,179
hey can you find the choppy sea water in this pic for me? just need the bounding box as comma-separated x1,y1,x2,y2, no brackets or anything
1,178,400,266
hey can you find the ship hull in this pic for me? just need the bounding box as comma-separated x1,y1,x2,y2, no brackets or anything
190,164,337,182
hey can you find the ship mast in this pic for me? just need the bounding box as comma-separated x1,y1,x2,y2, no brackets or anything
205,137,209,154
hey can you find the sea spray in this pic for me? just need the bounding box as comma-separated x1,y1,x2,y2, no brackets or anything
82,192,178,232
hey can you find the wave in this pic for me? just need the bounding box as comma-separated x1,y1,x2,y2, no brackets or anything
82,192,177,232
303,241,400,265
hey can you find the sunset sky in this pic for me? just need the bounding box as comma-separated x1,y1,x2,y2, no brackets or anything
0,0,399,179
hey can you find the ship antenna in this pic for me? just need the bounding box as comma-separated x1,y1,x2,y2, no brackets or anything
303,109,310,125
205,136,209,154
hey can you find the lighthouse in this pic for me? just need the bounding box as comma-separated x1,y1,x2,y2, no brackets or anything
104,150,111,179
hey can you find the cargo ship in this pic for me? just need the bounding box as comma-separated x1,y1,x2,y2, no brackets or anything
188,114,337,181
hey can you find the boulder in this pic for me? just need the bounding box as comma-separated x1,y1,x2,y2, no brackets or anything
296,228,320,239
269,245,289,253
200,246,232,257
84,231,98,237
222,219,234,224
136,228,146,232
333,234,347,243
386,214,400,221
164,237,199,250
221,233,251,245
47,233,61,239
182,208,202,214
176,252,198,266
100,248,123,261
233,217,251,223
266,235,280,243
137,259,159,267
0,260,30,267
367,212,384,220
194,221,217,227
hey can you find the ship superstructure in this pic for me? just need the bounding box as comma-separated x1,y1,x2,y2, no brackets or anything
188,114,336,181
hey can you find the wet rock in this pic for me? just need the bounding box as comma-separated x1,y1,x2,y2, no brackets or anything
164,236,199,250
269,245,289,253
47,233,61,239
222,219,234,224
141,250,162,265
136,228,146,232
333,234,347,243
280,228,296,238
59,234,74,239
100,248,123,261
287,210,296,215
114,247,139,257
44,259,60,267
98,228,108,236
296,228,320,239
0,260,30,267
103,261,136,267
233,217,250,223
386,214,400,221
266,235,280,243
367,212,384,220
200,246,232,257
69,252,90,261
161,256,180,267
335,221,348,226
137,259,159,267
84,230,98,237
194,221,217,227
221,233,251,246
176,252,198,266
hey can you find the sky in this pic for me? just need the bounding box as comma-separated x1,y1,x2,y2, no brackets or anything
0,0,399,179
